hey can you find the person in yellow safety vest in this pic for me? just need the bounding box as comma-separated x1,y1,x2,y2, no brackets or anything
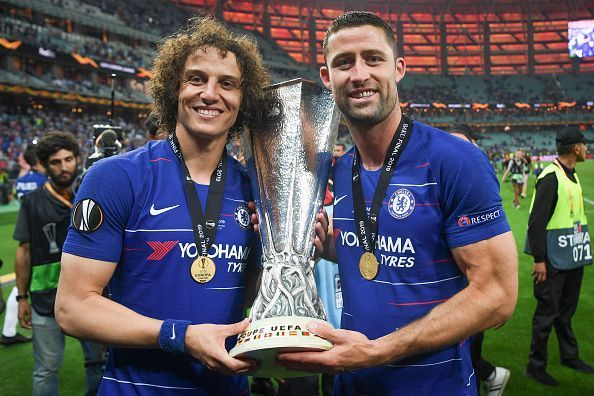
524,127,592,387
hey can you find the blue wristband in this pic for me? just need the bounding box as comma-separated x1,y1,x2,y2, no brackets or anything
159,319,191,354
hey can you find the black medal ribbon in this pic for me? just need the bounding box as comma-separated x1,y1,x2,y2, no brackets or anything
352,113,413,254
168,133,227,256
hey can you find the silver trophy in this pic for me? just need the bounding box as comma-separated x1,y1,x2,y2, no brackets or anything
43,223,60,254
229,79,341,377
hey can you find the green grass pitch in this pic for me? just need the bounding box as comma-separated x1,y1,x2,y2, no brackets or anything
1,160,593,395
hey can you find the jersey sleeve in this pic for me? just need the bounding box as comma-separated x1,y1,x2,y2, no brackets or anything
437,142,511,248
13,196,31,243
63,157,135,263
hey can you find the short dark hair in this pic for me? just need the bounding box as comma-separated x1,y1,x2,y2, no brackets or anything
557,143,577,156
335,143,346,150
23,145,39,167
35,132,80,168
145,112,160,137
323,11,397,63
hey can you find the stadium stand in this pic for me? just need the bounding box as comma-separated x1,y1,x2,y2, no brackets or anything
0,0,592,198
1,5,594,396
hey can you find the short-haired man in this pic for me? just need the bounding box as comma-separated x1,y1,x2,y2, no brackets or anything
14,132,104,395
14,145,48,200
525,128,592,386
278,11,518,395
56,17,272,394
449,123,481,145
1,145,46,346
333,143,347,159
144,112,162,141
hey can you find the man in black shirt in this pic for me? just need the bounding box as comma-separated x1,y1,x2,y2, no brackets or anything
525,128,593,386
14,132,104,396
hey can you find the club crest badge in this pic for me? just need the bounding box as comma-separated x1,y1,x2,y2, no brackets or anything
234,204,251,229
388,188,415,219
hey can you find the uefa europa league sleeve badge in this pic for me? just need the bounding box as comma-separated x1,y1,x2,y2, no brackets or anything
229,79,341,377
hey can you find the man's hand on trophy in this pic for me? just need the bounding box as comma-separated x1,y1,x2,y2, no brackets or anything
248,202,329,257
275,321,383,374
313,209,329,259
185,318,259,375
248,201,260,233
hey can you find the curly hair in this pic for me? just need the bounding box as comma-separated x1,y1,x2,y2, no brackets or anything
149,16,271,138
35,131,80,168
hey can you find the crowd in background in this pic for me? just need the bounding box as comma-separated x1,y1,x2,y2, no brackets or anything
0,107,146,183
0,106,589,192
0,15,150,67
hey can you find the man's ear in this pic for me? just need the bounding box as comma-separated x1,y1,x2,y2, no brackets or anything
320,66,332,90
395,57,406,84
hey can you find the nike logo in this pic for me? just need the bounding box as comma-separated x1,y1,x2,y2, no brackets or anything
170,323,176,340
334,194,348,206
150,204,180,216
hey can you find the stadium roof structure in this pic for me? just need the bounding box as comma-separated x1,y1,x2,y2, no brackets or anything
174,0,594,75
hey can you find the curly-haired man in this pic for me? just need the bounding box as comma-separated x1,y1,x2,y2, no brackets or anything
56,17,271,394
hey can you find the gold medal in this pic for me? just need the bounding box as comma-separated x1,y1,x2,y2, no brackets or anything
190,256,216,283
359,252,379,280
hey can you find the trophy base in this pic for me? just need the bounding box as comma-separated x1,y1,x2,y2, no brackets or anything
229,316,333,378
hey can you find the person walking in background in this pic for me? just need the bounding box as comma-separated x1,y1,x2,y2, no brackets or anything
13,145,48,200
525,127,593,386
1,145,46,346
501,150,526,208
13,132,105,395
520,149,533,199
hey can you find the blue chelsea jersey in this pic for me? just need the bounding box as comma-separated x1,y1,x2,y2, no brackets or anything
14,170,47,200
331,121,510,396
63,140,257,395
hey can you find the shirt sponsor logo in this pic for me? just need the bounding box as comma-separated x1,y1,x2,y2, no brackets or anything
339,231,415,254
179,242,251,260
339,231,416,268
388,188,415,219
457,208,501,227
179,243,251,273
72,198,104,233
234,204,251,229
